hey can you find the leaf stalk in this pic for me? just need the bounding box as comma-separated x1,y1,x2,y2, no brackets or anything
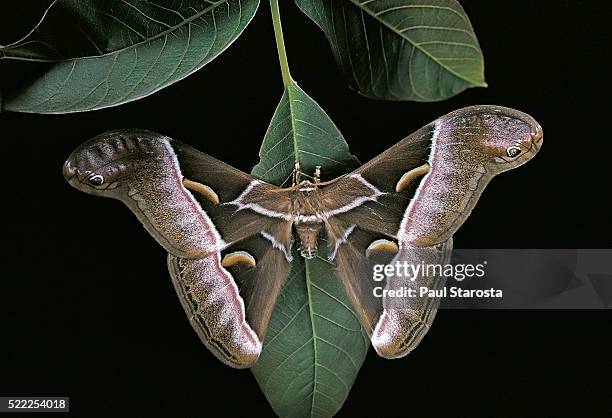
269,0,292,87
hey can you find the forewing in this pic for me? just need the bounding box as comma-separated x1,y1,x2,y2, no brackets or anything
170,138,294,246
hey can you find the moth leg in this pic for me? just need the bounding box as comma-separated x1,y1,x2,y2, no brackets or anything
222,251,257,268
313,165,322,184
395,163,430,192
366,239,399,258
183,178,220,204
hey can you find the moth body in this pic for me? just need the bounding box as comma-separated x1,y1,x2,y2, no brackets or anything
289,179,327,259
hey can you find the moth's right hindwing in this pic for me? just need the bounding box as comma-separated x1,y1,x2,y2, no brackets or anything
63,130,292,368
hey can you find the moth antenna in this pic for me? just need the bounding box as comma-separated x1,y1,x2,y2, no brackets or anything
314,165,321,184
293,160,301,186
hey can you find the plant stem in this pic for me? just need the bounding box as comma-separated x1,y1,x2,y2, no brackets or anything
269,0,292,87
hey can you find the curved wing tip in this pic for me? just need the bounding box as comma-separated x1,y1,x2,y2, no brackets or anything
226,353,261,369
371,312,432,360
223,341,262,369
371,336,413,360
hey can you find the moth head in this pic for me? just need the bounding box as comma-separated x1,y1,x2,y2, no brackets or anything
63,130,153,195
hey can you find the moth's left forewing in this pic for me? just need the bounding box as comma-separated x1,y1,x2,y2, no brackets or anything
349,123,435,192
367,106,542,358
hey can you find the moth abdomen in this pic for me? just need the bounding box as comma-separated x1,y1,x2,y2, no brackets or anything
295,221,323,259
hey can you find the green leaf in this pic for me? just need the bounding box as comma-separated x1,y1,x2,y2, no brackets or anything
252,82,358,184
0,0,259,113
294,0,486,102
251,81,368,418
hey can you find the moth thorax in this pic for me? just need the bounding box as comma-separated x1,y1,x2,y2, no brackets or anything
297,180,316,192
295,222,322,259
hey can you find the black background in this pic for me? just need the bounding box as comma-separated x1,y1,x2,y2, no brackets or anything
1,1,611,417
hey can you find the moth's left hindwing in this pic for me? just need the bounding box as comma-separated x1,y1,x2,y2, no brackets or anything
63,130,292,368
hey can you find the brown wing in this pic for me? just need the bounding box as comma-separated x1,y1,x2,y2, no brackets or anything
170,139,294,245
64,130,296,368
167,253,262,368
319,123,435,238
317,105,541,357
164,138,297,366
323,218,395,335
371,239,453,359
314,125,435,335
220,231,292,340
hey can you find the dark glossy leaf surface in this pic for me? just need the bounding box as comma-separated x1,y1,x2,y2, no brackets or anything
0,0,259,113
295,0,486,101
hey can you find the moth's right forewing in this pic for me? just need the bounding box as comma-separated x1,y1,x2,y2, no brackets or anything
65,130,227,259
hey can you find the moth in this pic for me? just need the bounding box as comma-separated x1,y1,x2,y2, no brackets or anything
63,105,542,368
